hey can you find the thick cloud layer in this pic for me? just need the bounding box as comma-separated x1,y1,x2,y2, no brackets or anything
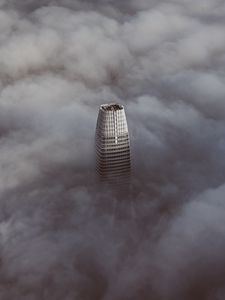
0,1,225,299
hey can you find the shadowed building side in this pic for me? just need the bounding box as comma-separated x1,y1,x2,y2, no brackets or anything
95,104,131,187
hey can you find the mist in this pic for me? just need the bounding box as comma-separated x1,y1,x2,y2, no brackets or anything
0,0,225,299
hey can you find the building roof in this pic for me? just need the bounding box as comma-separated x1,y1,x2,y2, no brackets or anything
100,103,123,111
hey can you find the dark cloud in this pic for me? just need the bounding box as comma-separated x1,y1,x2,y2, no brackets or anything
0,0,225,299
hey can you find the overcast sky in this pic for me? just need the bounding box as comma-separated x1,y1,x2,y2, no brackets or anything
0,0,225,299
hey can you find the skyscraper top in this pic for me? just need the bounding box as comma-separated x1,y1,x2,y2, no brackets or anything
100,103,123,111
95,103,131,186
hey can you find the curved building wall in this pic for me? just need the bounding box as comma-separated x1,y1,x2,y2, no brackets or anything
95,104,131,184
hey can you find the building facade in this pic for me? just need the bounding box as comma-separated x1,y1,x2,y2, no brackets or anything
95,103,131,185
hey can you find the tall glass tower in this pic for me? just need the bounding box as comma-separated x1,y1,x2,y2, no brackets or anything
95,103,131,185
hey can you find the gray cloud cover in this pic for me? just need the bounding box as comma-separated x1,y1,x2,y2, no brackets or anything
0,0,225,299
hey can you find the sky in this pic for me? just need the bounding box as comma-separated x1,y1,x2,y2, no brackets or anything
0,0,225,299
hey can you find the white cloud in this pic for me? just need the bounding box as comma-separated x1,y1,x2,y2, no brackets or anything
0,1,225,299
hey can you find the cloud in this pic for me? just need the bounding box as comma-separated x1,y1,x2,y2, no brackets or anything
0,0,225,299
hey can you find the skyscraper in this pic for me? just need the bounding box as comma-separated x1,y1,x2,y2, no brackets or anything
95,103,131,185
